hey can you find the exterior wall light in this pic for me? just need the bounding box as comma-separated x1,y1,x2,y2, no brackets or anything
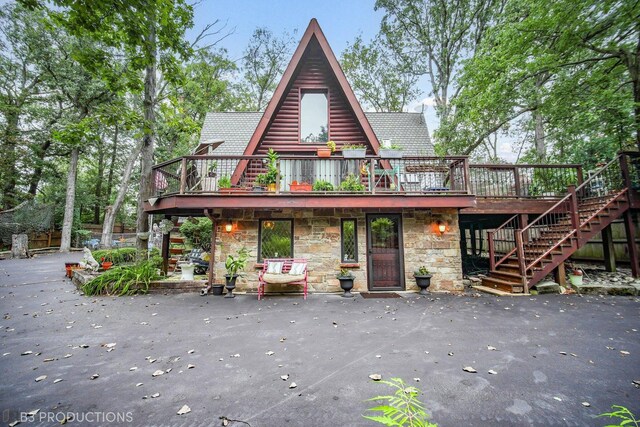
437,220,447,235
224,222,233,233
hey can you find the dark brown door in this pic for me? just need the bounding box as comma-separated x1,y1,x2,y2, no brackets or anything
366,214,404,291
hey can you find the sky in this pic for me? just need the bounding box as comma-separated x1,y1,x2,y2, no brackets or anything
188,0,518,161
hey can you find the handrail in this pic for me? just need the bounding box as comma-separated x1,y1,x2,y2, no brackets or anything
487,214,519,271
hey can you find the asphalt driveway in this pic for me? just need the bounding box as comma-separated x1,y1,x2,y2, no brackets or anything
1,253,639,426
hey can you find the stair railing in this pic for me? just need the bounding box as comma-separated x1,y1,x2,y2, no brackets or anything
487,215,520,271
517,154,626,285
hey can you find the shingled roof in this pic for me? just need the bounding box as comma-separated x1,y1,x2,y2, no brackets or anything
198,111,433,156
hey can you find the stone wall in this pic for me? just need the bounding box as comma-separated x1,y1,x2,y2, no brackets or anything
210,208,462,294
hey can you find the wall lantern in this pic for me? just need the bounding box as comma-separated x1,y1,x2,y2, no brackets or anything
263,220,275,230
437,220,447,235
224,222,233,233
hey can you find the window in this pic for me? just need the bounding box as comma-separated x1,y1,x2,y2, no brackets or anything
341,219,358,262
258,219,293,260
300,90,328,143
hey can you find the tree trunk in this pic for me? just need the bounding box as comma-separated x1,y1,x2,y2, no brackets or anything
93,143,105,223
136,12,157,253
101,140,144,248
534,75,546,160
59,148,79,252
1,110,20,209
106,124,119,202
27,138,52,196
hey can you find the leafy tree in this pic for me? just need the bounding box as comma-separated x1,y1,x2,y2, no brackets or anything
341,35,421,112
376,0,504,141
239,27,296,111
443,0,638,165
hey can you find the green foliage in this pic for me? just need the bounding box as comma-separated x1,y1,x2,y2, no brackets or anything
339,174,366,192
92,248,138,264
415,266,430,276
597,405,638,427
313,180,335,191
341,35,420,112
363,377,437,427
218,176,232,189
337,268,354,279
343,144,367,150
82,260,160,296
179,217,212,251
225,247,250,277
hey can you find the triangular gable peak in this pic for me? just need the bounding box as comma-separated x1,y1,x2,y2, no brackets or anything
242,19,381,156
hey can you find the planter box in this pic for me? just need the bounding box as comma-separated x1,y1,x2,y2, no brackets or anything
219,187,248,194
342,149,366,159
317,148,332,158
379,149,403,158
290,183,312,192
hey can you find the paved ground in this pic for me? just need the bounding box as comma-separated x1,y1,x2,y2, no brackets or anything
1,253,639,427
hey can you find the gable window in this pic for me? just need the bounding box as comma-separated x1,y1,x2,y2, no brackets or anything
341,219,358,262
258,219,293,260
300,89,328,143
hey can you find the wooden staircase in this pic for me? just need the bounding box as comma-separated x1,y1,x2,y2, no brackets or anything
482,154,637,293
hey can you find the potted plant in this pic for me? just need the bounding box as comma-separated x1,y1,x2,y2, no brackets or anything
317,140,335,158
342,144,367,159
218,175,232,190
336,268,355,298
379,142,403,159
224,247,250,298
568,268,583,287
413,266,432,295
289,180,312,192
207,161,218,177
256,148,279,191
339,173,366,192
312,180,334,192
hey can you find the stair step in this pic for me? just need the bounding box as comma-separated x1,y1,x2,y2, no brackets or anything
489,270,525,282
481,276,525,293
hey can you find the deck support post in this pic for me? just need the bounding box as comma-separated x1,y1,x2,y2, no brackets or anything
553,262,566,286
204,209,217,288
601,224,616,273
470,224,477,256
161,215,170,275
623,210,639,278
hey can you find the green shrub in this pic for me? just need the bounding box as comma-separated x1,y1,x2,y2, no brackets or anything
92,248,138,264
218,176,232,189
339,174,366,192
313,180,334,191
179,217,212,251
82,261,161,296
363,377,437,427
597,405,638,426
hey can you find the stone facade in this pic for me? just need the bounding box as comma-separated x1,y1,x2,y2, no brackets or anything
211,208,463,294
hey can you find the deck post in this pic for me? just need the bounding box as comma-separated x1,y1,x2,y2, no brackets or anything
179,158,187,194
463,158,471,194
161,215,170,275
204,209,217,288
470,224,477,256
513,167,521,197
488,231,495,271
601,224,616,273
553,262,566,286
623,210,639,278
369,160,376,194
515,231,528,292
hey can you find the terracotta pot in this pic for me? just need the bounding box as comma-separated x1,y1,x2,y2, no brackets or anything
102,262,113,270
290,183,312,192
65,262,80,278
317,148,331,158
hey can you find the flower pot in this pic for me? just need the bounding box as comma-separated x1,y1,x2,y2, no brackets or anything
337,276,355,298
253,186,266,193
342,149,366,159
225,274,238,298
65,262,80,278
267,183,277,192
379,149,403,159
569,274,583,287
290,183,312,192
317,147,331,158
211,284,224,296
180,263,195,281
414,274,432,295
101,262,113,270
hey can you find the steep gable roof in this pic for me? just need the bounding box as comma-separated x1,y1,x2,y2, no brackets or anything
241,18,381,155
200,111,433,156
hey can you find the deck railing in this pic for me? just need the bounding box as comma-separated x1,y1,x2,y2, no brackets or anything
469,164,583,198
151,155,471,196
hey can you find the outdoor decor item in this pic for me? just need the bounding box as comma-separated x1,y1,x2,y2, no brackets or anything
569,269,583,286
101,261,113,270
336,269,355,298
224,248,250,298
79,248,100,271
414,266,432,295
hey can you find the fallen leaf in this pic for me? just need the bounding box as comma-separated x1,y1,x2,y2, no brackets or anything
9,420,20,427
177,405,191,415
188,349,195,354
64,354,72,358
463,367,477,373
53,379,63,384
488,370,497,375
79,344,89,348
280,374,289,380
151,393,160,398
447,352,454,356
369,374,382,381
35,375,47,382
43,358,55,362
620,350,630,355
279,337,286,342
165,368,172,373
21,351,33,356
265,351,275,356
487,345,497,351
130,367,138,371
413,378,420,382
26,409,39,416
553,397,562,402
559,351,567,355
289,382,297,389
136,383,143,387
187,364,195,369
582,402,591,407
152,370,164,377
102,343,116,348
90,374,99,380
